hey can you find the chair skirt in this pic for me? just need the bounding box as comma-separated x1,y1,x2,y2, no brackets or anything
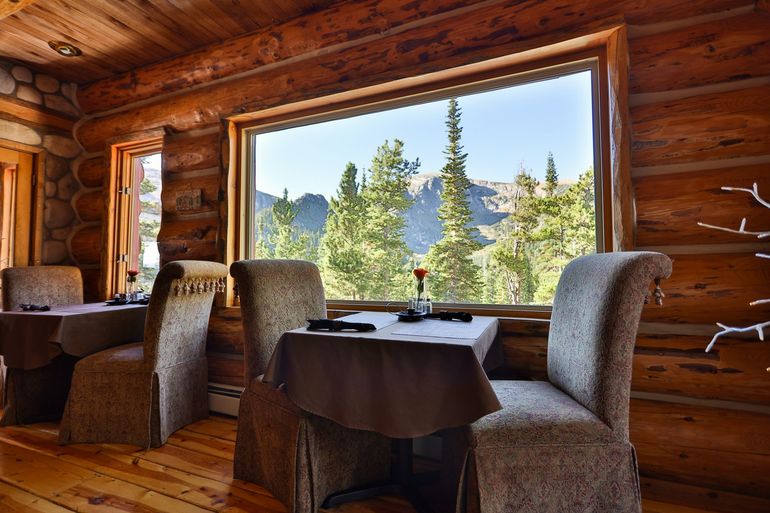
445,430,642,513
59,352,208,447
234,378,391,513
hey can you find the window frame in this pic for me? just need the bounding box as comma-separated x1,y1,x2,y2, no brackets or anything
104,139,163,298
233,47,614,317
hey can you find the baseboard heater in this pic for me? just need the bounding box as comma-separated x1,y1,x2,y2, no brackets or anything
208,383,244,417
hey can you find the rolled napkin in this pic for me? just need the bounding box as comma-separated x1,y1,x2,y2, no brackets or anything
426,311,473,322
19,303,50,311
306,318,377,332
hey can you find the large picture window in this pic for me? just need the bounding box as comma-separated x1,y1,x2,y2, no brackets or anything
244,61,603,307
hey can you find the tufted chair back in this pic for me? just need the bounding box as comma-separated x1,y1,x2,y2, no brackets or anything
142,261,227,369
547,251,672,439
1,266,83,311
230,259,326,383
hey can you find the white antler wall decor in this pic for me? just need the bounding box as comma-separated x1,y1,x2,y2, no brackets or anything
697,182,769,371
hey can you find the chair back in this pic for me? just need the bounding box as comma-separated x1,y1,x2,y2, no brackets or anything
547,251,672,439
230,259,326,382
143,261,227,369
1,265,83,311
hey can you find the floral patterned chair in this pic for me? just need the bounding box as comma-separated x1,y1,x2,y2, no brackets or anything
59,260,227,447
230,259,391,513
443,251,673,513
1,265,83,425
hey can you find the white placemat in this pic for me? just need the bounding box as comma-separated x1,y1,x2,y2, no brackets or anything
340,312,400,330
391,318,491,339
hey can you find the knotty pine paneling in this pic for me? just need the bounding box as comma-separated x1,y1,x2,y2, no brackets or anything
634,164,770,247
0,0,336,84
631,84,770,168
629,12,770,94
640,253,770,326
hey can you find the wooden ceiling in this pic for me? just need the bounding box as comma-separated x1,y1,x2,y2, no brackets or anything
0,0,336,84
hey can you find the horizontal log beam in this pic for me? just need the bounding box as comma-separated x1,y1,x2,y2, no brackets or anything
75,157,107,188
76,0,751,115
163,131,221,174
640,252,770,325
70,225,102,266
75,0,752,151
633,333,770,405
629,12,770,94
0,96,75,132
631,84,770,167
634,163,770,246
640,477,770,513
74,190,104,223
76,0,496,114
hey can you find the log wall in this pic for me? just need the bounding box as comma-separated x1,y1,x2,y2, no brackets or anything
67,1,769,511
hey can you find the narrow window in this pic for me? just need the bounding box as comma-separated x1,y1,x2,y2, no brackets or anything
108,142,162,297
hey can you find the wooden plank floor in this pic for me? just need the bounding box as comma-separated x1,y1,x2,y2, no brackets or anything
0,414,717,513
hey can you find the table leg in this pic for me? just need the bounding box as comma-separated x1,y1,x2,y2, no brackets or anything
322,438,436,513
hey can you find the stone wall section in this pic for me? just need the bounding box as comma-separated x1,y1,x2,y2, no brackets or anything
0,59,83,265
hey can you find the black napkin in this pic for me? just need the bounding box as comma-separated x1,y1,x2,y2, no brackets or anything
306,319,376,332
426,311,473,322
19,304,50,311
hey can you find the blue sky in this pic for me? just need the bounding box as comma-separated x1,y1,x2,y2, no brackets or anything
254,70,594,201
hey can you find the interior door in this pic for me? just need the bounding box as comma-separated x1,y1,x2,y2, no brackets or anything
0,147,38,304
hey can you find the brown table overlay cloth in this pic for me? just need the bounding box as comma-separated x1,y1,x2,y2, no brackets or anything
0,303,148,369
263,312,502,438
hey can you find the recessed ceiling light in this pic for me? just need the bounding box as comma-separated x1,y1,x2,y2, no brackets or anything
48,40,82,57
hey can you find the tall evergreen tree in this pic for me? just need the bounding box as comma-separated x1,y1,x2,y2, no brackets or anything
424,98,482,302
544,151,558,197
490,168,540,304
362,139,419,300
319,162,369,299
270,188,310,260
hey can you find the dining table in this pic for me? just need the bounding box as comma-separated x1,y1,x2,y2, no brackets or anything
262,310,503,510
0,302,148,425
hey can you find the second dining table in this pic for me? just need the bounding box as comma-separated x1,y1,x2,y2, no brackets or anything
0,302,148,425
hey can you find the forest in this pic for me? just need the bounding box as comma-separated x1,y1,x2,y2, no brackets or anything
253,98,596,305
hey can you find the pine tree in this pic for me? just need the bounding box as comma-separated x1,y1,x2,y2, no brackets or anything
362,139,419,300
319,162,369,299
424,98,482,302
544,151,558,197
490,167,540,304
270,188,310,260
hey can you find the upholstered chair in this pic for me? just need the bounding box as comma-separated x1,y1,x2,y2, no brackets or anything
59,260,227,447
230,259,391,513
1,265,83,425
443,251,673,513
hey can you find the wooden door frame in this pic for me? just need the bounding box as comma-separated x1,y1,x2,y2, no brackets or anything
0,140,45,268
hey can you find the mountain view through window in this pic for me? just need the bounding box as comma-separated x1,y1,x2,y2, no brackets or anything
249,69,598,305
